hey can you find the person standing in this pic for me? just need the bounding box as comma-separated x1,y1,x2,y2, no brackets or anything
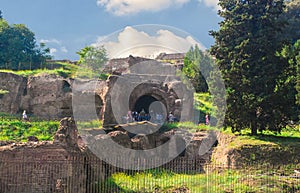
205,114,210,125
168,112,175,123
22,110,28,121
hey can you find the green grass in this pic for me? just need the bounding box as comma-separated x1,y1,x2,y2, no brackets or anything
0,113,59,141
160,121,213,133
223,126,300,148
0,89,9,95
106,168,299,193
0,61,110,79
76,119,103,129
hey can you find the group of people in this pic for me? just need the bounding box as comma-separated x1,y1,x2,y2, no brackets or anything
123,109,176,124
129,109,150,122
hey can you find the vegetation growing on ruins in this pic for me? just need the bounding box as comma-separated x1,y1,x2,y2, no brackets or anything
0,61,110,79
0,89,9,95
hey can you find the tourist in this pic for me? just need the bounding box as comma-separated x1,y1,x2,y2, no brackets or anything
205,114,210,125
22,110,28,121
132,111,138,121
139,109,146,121
126,110,132,123
168,112,175,123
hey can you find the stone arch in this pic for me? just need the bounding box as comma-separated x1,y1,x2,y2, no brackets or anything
129,83,171,114
132,95,163,114
62,80,71,93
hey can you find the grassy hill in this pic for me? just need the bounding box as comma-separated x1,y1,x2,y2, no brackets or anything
0,61,109,79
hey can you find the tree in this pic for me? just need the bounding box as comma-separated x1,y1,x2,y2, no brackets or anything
0,18,51,70
77,45,108,73
282,0,300,44
210,0,289,135
297,41,300,108
280,39,300,112
0,10,2,19
183,45,212,92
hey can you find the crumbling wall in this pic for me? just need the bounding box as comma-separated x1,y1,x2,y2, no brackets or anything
0,72,27,114
0,73,107,120
0,118,215,193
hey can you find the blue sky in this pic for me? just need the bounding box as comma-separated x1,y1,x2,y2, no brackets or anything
1,0,221,60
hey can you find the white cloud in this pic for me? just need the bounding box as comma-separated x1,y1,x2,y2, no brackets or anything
49,48,57,54
199,0,219,10
39,38,69,57
40,38,61,45
97,0,190,15
61,47,68,53
94,26,205,58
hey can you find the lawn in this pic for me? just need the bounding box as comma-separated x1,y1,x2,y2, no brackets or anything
106,167,300,193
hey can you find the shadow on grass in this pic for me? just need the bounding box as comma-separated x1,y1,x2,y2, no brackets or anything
250,134,300,146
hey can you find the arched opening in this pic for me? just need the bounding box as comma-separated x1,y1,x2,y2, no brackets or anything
62,80,71,93
133,95,163,114
131,94,167,123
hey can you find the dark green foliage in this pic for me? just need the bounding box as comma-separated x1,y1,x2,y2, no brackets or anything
210,0,293,135
279,39,300,119
0,18,51,70
282,0,300,44
297,42,300,107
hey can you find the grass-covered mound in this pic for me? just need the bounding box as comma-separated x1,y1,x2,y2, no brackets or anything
212,127,300,166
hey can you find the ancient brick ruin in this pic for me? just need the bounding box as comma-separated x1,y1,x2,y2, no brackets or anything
0,117,214,193
0,55,194,127
0,54,214,192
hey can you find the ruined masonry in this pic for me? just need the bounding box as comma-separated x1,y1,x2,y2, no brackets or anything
0,56,195,125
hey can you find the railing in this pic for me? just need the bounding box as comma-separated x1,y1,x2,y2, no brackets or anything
0,156,299,193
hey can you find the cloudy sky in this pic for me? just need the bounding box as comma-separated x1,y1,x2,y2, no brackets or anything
1,0,221,60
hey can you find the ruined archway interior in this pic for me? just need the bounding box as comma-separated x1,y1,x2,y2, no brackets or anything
133,95,166,116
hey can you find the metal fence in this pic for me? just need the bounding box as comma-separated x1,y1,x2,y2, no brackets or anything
0,156,299,193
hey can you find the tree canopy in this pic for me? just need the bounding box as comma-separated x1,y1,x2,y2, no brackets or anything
183,45,210,92
210,0,298,135
0,17,51,70
77,45,108,73
280,39,300,110
282,0,300,43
